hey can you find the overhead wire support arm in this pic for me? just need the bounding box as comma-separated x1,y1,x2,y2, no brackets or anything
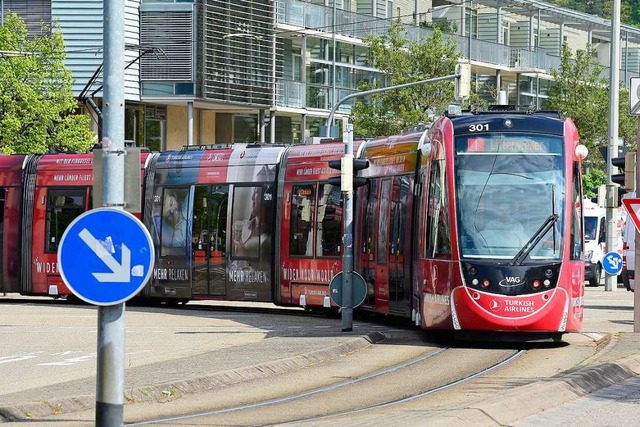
324,72,462,137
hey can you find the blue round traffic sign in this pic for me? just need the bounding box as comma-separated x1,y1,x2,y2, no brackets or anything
602,251,623,275
58,208,154,306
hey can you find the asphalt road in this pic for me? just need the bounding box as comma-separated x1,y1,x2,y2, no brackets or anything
0,284,637,426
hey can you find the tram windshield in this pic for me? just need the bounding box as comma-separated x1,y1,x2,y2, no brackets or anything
454,133,565,261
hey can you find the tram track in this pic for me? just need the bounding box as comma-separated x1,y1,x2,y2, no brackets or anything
125,346,526,426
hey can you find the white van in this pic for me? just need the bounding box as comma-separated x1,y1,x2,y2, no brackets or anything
583,200,606,287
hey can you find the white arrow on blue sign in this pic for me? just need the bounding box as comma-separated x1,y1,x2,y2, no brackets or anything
602,251,623,276
57,207,154,306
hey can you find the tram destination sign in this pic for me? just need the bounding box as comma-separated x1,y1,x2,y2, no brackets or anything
58,208,154,306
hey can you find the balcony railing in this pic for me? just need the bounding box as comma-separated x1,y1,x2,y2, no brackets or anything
276,0,638,87
276,79,357,111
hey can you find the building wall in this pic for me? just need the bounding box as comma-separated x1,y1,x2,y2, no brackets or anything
394,0,432,24
125,0,140,101
53,0,140,100
53,0,103,97
200,110,217,145
164,106,220,149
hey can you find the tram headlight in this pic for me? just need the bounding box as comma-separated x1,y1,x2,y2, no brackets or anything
585,250,593,261
544,269,553,279
575,144,588,161
532,280,541,289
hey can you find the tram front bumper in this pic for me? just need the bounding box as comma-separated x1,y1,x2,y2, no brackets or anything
450,286,572,332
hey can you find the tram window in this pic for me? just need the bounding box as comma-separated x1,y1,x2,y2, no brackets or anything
231,185,272,259
378,180,391,263
290,184,315,257
363,179,379,259
160,187,190,256
427,160,451,257
45,188,86,253
571,164,583,260
317,183,342,257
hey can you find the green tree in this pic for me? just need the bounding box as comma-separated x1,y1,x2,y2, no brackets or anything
583,168,607,200
0,13,93,154
544,44,610,153
543,43,638,194
351,21,468,137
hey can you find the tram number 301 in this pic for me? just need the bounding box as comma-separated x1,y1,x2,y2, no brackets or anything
469,123,489,132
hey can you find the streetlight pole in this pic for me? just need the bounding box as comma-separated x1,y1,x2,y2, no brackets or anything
605,0,621,292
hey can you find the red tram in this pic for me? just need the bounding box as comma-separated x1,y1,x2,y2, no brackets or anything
17,153,149,297
0,108,588,339
416,110,586,338
0,155,26,295
275,141,357,307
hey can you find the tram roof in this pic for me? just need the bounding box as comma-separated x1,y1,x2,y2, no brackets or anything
0,154,26,186
156,143,287,169
444,110,566,136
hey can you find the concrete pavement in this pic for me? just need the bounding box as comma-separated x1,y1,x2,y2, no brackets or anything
0,285,638,425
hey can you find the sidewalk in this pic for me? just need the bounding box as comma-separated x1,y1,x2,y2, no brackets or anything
0,286,637,425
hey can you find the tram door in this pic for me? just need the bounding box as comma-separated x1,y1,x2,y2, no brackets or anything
388,176,411,315
192,185,229,297
360,180,379,307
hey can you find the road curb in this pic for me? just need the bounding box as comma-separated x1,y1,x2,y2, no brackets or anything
0,331,387,422
469,353,640,425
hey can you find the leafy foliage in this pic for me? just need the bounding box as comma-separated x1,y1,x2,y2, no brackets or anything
0,13,93,154
544,44,637,154
544,44,609,150
545,0,640,27
351,21,464,137
583,168,607,200
543,43,638,197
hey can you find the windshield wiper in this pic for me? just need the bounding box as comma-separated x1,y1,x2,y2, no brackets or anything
509,213,559,266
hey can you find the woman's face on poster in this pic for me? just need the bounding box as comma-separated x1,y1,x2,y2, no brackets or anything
164,194,181,225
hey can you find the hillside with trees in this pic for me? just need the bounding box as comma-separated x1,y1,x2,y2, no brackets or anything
546,0,640,28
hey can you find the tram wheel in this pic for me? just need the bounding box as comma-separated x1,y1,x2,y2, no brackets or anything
588,264,601,287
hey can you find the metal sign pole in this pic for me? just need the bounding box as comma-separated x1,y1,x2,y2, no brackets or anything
605,0,621,292
341,119,354,332
636,116,640,333
98,0,126,425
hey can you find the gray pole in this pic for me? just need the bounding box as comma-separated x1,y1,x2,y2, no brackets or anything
97,0,126,425
332,0,336,131
636,116,640,332
341,119,354,331
605,0,621,292
187,101,194,146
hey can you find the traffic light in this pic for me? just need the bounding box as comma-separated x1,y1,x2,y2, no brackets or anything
611,151,636,192
328,155,369,191
455,62,471,101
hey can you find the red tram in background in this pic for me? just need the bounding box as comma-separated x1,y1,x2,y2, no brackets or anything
17,153,149,297
275,141,359,308
0,155,26,296
0,107,588,339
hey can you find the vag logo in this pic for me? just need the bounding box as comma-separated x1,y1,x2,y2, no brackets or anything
499,276,522,287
